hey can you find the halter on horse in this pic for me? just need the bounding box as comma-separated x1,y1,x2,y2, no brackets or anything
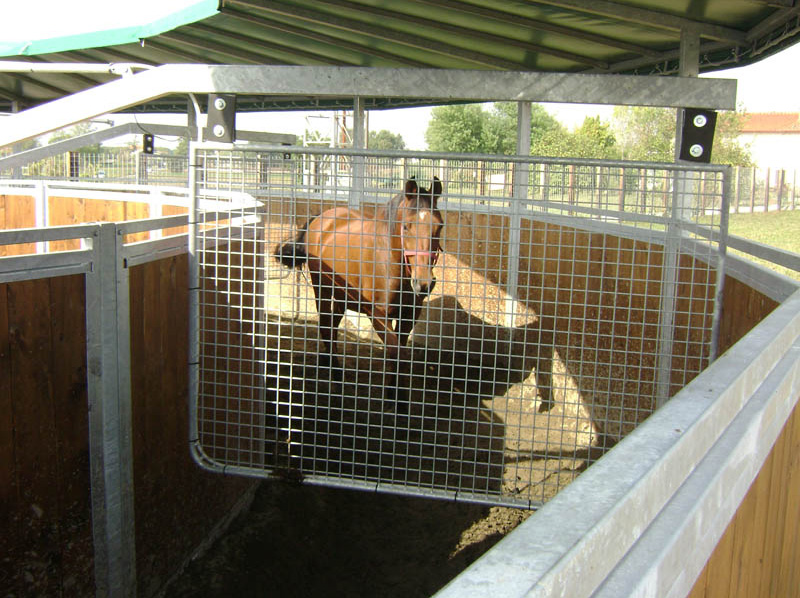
275,177,443,400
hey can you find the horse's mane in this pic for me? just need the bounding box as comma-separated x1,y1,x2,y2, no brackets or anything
380,191,407,234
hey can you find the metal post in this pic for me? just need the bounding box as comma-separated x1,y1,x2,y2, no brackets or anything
708,167,730,362
505,102,531,329
85,222,137,597
350,96,366,207
764,167,770,212
187,94,203,466
657,27,701,407
35,181,48,253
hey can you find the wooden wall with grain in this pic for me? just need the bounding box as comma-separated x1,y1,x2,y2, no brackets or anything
129,251,253,597
687,273,797,598
441,211,719,442
0,246,253,596
0,195,36,255
0,274,94,595
688,397,800,598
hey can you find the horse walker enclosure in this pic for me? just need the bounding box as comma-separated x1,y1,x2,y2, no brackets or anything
1,65,799,597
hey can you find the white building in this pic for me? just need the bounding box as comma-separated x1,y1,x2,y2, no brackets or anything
739,112,800,170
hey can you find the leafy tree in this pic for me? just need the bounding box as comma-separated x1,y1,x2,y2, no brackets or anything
425,102,563,155
487,102,564,154
368,129,406,150
572,116,618,158
174,136,189,156
425,104,489,153
612,106,675,162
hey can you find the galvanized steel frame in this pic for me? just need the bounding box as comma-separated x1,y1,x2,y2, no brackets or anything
187,145,731,507
0,65,736,148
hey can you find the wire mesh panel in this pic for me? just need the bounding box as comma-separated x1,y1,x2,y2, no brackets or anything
190,147,728,509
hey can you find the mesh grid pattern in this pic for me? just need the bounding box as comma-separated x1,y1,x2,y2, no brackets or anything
192,148,728,509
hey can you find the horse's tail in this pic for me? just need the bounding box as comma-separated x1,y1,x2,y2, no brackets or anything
274,221,309,269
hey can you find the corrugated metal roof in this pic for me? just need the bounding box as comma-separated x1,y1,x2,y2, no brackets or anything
1,0,799,113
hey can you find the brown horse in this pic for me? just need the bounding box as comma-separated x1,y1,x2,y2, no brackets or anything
275,177,443,400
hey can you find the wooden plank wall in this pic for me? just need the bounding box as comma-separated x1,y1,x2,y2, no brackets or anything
0,192,175,252
0,195,36,255
0,274,94,595
688,274,797,598
128,251,253,597
0,246,255,596
195,237,269,471
689,398,800,598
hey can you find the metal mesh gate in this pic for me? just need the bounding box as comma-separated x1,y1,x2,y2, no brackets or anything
189,147,728,509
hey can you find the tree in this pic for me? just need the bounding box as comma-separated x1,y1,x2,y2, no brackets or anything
174,136,189,156
425,104,489,153
573,116,618,158
612,106,675,162
530,116,617,159
425,102,563,155
368,129,406,150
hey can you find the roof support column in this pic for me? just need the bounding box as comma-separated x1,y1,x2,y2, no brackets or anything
505,101,531,329
349,96,366,207
657,27,703,406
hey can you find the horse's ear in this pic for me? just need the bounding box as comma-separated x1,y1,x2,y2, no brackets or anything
405,178,419,196
431,177,443,204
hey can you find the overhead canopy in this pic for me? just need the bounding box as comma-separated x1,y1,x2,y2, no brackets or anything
1,0,799,113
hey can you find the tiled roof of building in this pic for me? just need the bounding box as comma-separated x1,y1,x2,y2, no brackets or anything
741,113,800,133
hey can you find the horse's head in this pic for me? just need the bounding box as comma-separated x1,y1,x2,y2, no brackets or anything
398,177,444,296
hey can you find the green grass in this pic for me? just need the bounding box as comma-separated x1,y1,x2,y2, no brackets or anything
726,210,800,280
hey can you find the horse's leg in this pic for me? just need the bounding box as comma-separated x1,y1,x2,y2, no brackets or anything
372,318,408,413
309,270,344,380
395,294,423,349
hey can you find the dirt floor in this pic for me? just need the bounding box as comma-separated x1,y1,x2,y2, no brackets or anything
163,481,531,598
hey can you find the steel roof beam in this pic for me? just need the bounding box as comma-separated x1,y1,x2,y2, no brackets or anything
66,48,158,68
1,72,74,98
161,31,283,65
530,0,748,43
590,40,732,75
140,39,224,64
0,121,296,171
0,64,737,148
746,4,800,41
